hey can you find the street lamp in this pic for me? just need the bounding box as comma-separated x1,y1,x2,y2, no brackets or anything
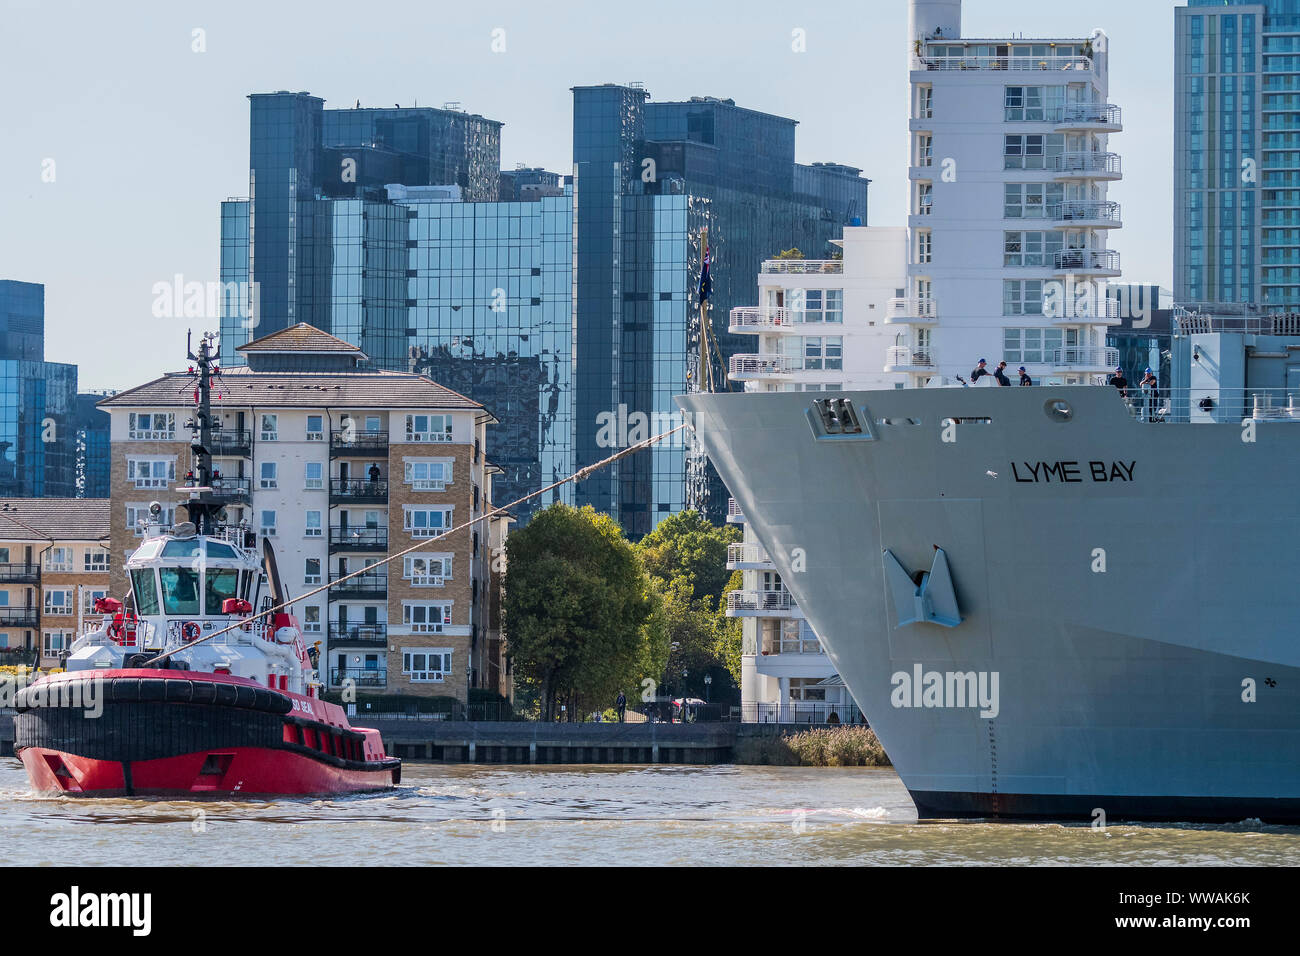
703,674,712,703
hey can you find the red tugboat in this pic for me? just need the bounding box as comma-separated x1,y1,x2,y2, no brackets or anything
14,334,400,797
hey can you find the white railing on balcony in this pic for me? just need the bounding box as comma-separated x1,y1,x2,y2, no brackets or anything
760,259,844,275
886,346,936,368
1047,295,1121,321
921,53,1094,72
887,297,938,322
1054,103,1122,127
1049,347,1120,369
1053,249,1121,273
1052,152,1122,177
1049,200,1122,225
726,543,773,567
727,498,745,522
726,590,797,613
729,307,803,331
760,636,824,656
730,353,797,377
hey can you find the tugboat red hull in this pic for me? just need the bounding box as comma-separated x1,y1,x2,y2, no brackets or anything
13,670,400,798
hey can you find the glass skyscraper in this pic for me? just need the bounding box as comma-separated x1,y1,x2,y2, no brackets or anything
571,85,869,536
1174,1,1277,308
219,93,570,522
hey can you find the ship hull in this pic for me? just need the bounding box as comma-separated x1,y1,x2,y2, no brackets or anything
13,670,400,798
679,387,1300,823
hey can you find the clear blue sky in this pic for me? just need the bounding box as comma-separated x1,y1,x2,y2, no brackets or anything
0,0,1177,391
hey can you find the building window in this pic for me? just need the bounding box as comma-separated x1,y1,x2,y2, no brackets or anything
126,457,176,489
916,230,932,264
304,558,321,585
260,414,278,441
1003,327,1065,365
304,462,324,489
917,85,933,119
403,603,452,633
916,182,933,215
259,461,278,489
303,606,321,633
916,133,933,167
1004,183,1064,219
405,555,451,586
1004,85,1064,122
260,510,276,536
404,506,453,538
83,549,109,573
42,632,68,657
44,547,72,573
306,415,324,441
1003,280,1046,316
43,589,73,616
1004,134,1064,170
127,412,175,440
402,647,452,682
81,589,108,614
404,459,450,490
404,414,452,443
305,510,322,537
127,503,175,535
1004,231,1065,267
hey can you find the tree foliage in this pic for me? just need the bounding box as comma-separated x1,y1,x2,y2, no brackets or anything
635,509,739,604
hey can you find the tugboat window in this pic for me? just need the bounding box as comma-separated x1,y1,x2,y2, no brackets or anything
205,569,240,614
159,567,201,615
131,569,160,616
162,539,202,559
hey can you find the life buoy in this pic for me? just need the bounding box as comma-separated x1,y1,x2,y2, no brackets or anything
181,621,202,642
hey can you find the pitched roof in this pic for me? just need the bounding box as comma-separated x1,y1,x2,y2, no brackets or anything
0,499,111,542
236,323,365,355
97,366,490,415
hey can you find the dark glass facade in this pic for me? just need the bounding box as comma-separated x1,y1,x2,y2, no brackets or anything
572,86,870,536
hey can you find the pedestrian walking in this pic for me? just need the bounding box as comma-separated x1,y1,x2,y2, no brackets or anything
615,690,626,723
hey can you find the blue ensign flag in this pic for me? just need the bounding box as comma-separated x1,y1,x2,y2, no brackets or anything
698,249,712,304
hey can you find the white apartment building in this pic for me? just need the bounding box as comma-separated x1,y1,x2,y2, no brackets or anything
724,228,906,721
905,0,1123,386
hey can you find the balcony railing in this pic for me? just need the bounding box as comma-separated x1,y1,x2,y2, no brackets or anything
729,354,797,379
885,346,936,369
726,590,797,614
329,478,388,503
0,607,40,627
0,563,40,584
1049,346,1120,369
42,561,73,574
886,297,938,323
728,307,804,332
330,430,389,455
727,498,745,524
208,429,251,457
920,53,1094,72
328,623,388,646
760,637,824,656
329,570,387,598
328,526,388,551
1052,152,1122,179
760,259,843,275
726,543,772,568
1053,249,1121,274
207,476,251,503
1049,200,1122,227
1054,103,1122,129
329,668,387,688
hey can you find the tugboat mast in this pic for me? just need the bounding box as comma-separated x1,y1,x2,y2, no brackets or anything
183,330,224,536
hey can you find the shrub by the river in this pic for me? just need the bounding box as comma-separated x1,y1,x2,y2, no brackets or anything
734,726,890,767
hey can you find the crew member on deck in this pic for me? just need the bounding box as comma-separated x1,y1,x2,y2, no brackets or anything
970,358,991,384
1140,367,1159,421
1018,366,1033,386
994,361,1012,387
1109,366,1128,398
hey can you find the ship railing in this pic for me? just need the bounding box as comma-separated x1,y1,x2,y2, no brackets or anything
1120,387,1300,423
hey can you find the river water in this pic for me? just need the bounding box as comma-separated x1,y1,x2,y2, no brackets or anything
3,759,1297,866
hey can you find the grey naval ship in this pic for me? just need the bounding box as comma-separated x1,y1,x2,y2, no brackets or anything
679,349,1300,822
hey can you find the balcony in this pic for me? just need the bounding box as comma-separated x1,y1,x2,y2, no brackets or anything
760,636,824,656
728,307,809,334
329,478,388,504
919,51,1095,73
0,607,40,628
1048,200,1121,230
1051,152,1122,182
760,259,843,275
1049,346,1120,371
328,570,388,599
0,563,39,585
726,590,799,617
329,526,388,552
207,476,251,504
328,623,388,647
885,297,938,325
729,353,796,380
1054,103,1123,132
726,543,773,570
1052,249,1121,277
207,429,251,457
330,430,389,456
329,667,387,689
885,346,936,373
1047,295,1121,325
726,498,745,524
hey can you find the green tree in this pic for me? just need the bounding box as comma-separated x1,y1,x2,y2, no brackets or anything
635,509,739,604
714,568,744,688
505,503,654,720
